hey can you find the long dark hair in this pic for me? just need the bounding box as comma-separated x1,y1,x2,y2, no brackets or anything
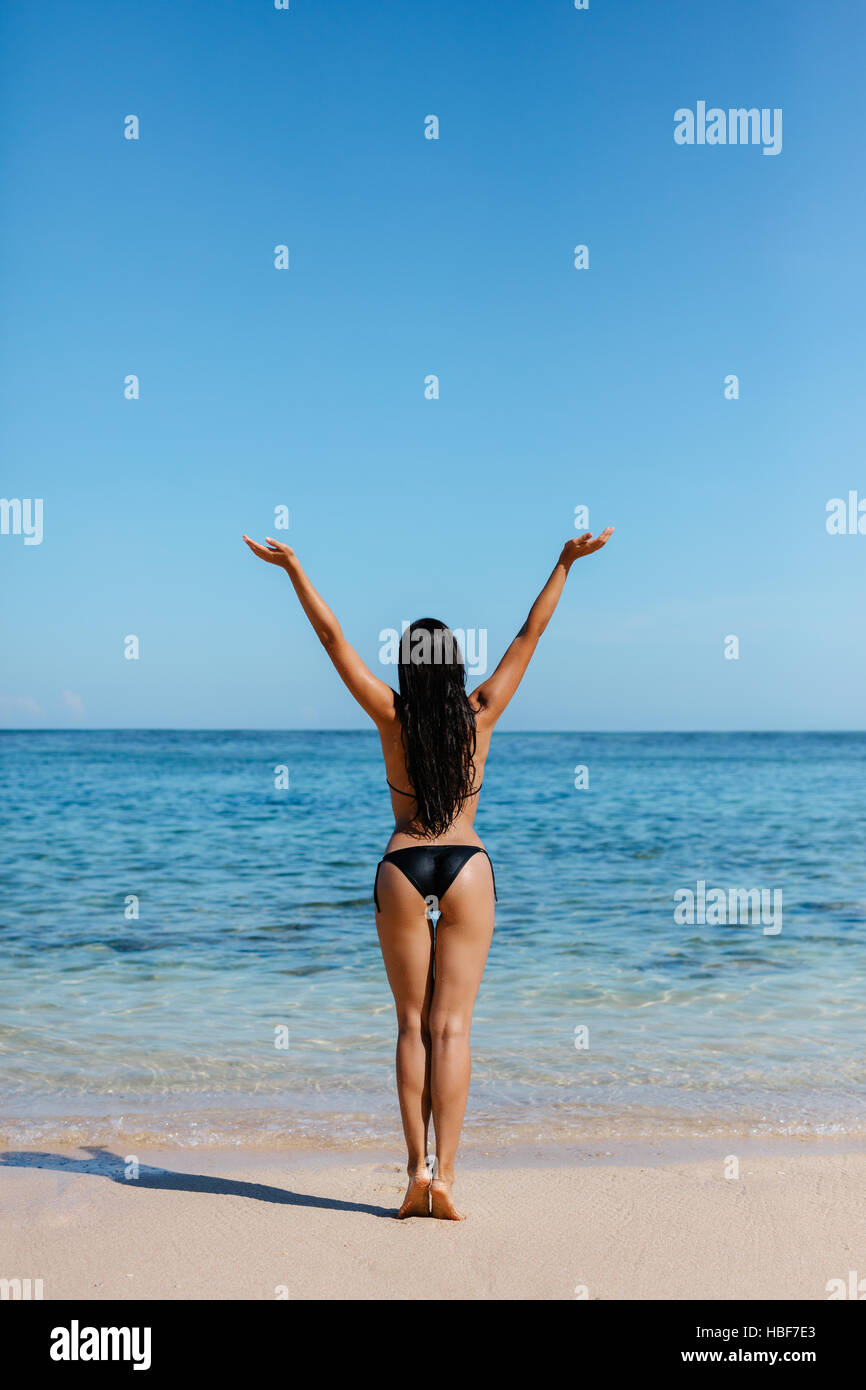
395,618,478,837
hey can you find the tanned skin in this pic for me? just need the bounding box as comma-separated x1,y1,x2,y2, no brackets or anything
243,528,614,1217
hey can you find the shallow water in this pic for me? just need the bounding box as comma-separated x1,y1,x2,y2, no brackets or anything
1,731,864,1148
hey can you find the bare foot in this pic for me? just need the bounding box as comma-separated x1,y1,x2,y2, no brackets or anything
430,1176,465,1221
396,1166,431,1219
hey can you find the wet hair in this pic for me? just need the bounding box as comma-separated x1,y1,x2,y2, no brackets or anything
395,618,478,837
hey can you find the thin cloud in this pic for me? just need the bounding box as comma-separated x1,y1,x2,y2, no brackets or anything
0,694,42,718
62,690,85,718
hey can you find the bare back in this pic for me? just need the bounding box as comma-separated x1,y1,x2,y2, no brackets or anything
378,697,494,851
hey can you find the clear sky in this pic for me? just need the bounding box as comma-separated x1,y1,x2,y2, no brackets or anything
1,0,863,730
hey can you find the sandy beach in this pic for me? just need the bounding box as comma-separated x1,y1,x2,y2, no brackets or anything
2,1143,863,1301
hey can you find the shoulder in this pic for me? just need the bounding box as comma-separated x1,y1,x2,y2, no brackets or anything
469,691,494,730
374,693,401,733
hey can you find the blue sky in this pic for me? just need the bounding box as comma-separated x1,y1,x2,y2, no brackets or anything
1,0,863,730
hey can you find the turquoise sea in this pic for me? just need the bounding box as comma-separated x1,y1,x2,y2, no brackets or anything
1,731,864,1149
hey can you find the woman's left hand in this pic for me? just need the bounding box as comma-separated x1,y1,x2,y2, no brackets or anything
242,535,294,568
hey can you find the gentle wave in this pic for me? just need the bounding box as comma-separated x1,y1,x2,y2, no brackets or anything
1,731,865,1146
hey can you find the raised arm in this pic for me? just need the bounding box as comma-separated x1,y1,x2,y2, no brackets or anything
470,529,613,723
242,535,396,726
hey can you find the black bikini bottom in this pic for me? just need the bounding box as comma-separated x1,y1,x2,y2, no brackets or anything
373,845,497,913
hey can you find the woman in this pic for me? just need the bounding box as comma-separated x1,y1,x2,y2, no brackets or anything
242,527,614,1219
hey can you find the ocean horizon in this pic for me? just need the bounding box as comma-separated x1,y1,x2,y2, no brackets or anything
2,730,864,1150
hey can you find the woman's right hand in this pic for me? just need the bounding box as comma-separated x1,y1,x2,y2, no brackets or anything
242,535,295,568
560,527,614,566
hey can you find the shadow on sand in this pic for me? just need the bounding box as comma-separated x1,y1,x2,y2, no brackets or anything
0,1146,396,1218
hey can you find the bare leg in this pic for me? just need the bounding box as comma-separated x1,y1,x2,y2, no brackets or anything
428,853,495,1220
375,860,435,1217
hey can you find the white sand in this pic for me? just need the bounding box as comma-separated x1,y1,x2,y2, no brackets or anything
1,1146,863,1300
